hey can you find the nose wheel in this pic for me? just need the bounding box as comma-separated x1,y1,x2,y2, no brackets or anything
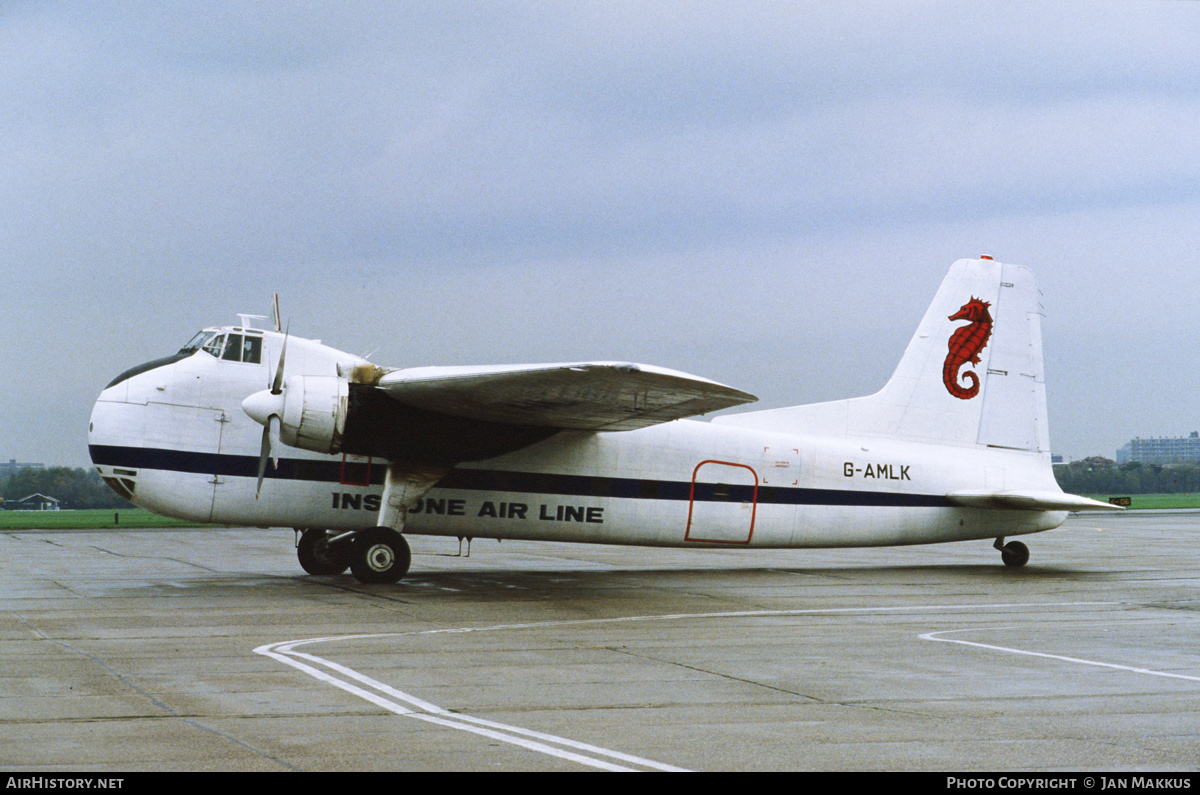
994,538,1030,568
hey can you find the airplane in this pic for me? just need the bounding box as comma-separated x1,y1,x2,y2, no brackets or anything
88,257,1120,584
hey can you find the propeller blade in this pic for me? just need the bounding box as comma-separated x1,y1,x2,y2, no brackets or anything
271,328,289,394
254,415,284,500
256,323,290,499
268,414,281,468
255,423,271,498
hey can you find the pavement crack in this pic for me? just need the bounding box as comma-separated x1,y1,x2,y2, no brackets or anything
600,644,934,717
600,644,823,703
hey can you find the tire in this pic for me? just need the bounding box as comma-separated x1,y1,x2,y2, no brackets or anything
297,529,350,576
350,527,411,584
1001,540,1030,568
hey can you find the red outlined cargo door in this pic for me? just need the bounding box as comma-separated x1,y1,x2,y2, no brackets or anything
685,460,758,545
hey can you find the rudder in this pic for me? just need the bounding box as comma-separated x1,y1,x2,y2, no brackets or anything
715,258,1049,453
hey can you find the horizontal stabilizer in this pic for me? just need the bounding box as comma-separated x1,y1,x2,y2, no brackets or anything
376,361,757,431
946,490,1125,512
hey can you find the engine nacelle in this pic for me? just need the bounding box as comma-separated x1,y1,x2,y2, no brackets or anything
277,375,349,455
244,375,350,456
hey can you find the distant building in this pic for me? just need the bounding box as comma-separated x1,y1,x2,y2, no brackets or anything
1116,432,1200,465
0,459,45,478
6,493,60,511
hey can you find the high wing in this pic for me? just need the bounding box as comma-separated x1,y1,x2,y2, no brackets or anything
374,361,758,431
946,490,1124,512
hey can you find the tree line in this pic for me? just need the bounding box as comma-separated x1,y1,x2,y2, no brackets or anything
2,467,133,510
1054,459,1200,496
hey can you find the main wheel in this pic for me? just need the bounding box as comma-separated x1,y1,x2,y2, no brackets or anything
350,527,411,584
1001,540,1030,568
297,529,350,575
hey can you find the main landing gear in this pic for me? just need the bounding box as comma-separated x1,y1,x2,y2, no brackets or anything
994,537,1030,568
295,527,411,584
350,527,411,584
297,529,350,575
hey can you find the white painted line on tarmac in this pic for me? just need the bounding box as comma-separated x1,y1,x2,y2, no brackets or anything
920,627,1200,683
256,601,1116,771
256,637,688,772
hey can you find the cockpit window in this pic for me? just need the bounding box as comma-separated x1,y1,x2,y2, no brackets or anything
180,329,263,364
179,330,218,354
242,335,263,364
202,334,227,358
222,334,243,361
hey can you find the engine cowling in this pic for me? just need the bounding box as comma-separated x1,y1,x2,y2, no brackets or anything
243,375,349,455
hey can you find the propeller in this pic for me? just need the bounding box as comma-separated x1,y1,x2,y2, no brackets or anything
244,329,288,498
254,415,282,498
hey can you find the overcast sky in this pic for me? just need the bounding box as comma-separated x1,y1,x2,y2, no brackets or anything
4,1,1199,469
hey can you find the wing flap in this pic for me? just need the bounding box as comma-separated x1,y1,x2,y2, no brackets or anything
375,362,757,431
946,490,1125,512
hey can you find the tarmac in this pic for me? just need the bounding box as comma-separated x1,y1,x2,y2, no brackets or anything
2,511,1198,772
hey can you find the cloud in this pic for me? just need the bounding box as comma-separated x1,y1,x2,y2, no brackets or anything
4,1,1199,465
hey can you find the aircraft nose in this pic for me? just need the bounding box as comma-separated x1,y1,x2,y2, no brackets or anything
89,383,129,452
88,386,138,501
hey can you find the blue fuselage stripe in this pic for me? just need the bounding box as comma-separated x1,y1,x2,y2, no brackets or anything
88,445,951,509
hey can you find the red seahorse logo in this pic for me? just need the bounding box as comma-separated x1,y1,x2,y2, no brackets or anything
943,297,993,400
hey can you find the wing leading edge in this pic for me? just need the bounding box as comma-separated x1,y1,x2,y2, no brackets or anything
375,361,757,431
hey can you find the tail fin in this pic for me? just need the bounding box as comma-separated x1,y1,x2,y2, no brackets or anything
716,258,1049,452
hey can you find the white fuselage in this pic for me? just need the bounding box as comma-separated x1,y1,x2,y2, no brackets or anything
88,329,1065,549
